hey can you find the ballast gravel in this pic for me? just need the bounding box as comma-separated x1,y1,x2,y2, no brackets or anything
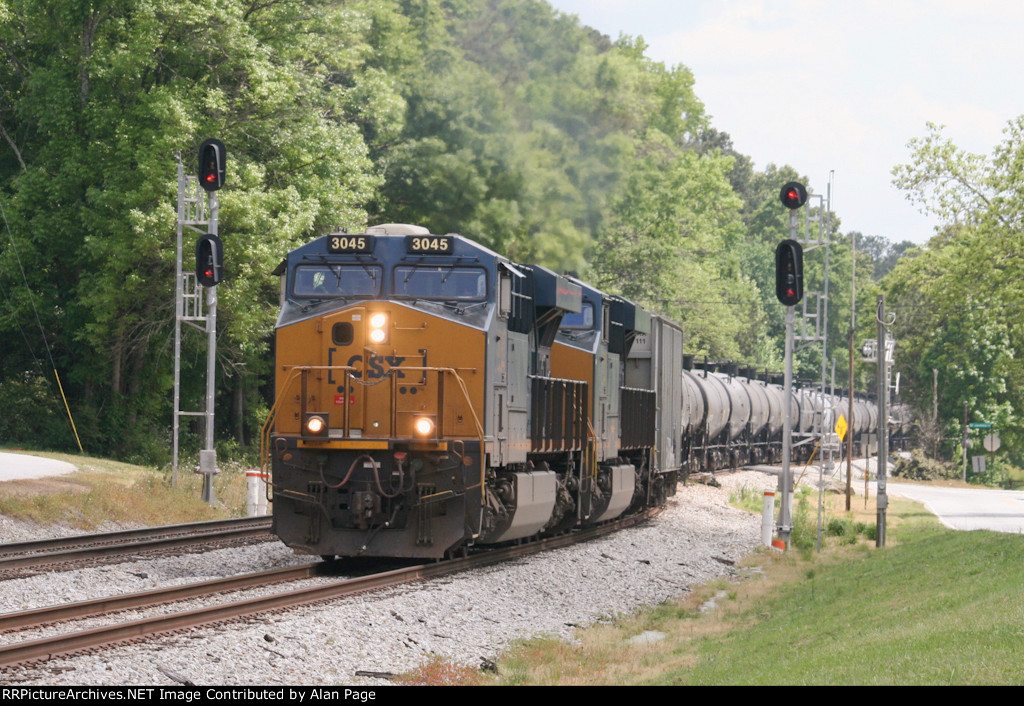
0,471,779,686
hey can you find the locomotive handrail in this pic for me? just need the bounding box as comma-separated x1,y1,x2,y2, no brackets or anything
259,366,352,488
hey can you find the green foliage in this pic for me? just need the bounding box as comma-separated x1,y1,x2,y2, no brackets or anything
892,449,958,481
825,516,852,537
967,458,1016,490
0,0,384,458
0,0,916,460
729,485,768,513
789,487,816,552
680,527,1024,685
889,118,1024,463
0,372,79,450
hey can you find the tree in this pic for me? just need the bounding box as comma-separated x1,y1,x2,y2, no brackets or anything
0,0,387,458
887,118,1024,461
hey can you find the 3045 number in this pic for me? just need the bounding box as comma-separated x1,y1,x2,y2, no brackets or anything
328,235,373,253
406,236,452,253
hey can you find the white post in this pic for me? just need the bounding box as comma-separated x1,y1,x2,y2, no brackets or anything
762,491,776,546
246,470,259,516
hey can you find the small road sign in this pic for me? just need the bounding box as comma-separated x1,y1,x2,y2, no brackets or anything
834,414,848,442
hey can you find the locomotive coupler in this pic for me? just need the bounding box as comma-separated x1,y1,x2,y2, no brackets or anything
351,489,381,530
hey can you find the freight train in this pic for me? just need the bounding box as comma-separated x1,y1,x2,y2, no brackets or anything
261,224,887,560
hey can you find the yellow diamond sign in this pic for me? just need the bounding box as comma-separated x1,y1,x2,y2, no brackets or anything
835,414,848,442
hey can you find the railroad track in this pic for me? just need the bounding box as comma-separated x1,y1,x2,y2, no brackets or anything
0,517,273,574
0,507,658,670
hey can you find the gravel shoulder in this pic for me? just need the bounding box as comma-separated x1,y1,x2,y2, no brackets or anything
1,471,777,686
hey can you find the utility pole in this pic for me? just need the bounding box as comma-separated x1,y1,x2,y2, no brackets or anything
962,401,969,483
846,231,856,511
875,295,895,547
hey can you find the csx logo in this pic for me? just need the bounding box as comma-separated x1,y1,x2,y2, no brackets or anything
327,349,410,382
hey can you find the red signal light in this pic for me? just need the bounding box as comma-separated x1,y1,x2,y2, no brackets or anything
198,138,226,192
196,234,224,287
779,181,808,210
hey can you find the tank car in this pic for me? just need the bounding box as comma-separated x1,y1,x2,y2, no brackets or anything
680,356,880,474
263,224,680,560
889,403,915,451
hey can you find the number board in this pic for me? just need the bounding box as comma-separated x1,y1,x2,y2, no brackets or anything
406,235,453,254
327,234,374,254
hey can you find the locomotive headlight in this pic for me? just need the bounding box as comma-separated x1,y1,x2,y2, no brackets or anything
368,312,388,343
304,413,329,437
414,417,435,436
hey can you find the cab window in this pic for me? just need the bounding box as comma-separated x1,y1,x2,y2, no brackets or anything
561,302,594,329
393,266,487,300
292,265,381,298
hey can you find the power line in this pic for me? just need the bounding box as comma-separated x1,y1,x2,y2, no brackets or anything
0,198,84,451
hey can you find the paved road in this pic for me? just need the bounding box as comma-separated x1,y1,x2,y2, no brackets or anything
0,452,78,482
884,482,1024,533
748,457,1024,534
842,456,1024,533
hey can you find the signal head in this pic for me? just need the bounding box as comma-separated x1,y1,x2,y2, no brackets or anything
196,233,224,287
779,181,808,210
775,239,804,306
198,138,226,192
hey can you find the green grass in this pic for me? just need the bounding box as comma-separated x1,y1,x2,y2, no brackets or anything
673,526,1024,685
399,491,1024,686
0,447,251,529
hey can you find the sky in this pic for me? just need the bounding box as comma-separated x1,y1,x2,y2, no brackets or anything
545,0,1024,245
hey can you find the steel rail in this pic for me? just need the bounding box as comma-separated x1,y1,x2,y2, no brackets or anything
0,517,272,571
0,507,658,669
0,563,319,633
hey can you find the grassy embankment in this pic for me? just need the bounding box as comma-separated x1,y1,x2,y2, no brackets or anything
0,448,250,530
402,484,1024,686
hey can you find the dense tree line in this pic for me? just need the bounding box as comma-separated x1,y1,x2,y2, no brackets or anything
887,119,1024,464
0,0,906,462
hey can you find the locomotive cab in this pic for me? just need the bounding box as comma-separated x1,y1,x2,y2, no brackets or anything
268,224,498,558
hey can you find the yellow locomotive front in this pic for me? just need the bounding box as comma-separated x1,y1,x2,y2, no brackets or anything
265,224,493,559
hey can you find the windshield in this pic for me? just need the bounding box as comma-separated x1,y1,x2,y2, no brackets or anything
393,266,487,300
293,264,382,298
561,302,594,329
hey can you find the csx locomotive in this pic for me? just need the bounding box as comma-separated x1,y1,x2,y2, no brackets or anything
262,224,883,560
263,224,682,559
